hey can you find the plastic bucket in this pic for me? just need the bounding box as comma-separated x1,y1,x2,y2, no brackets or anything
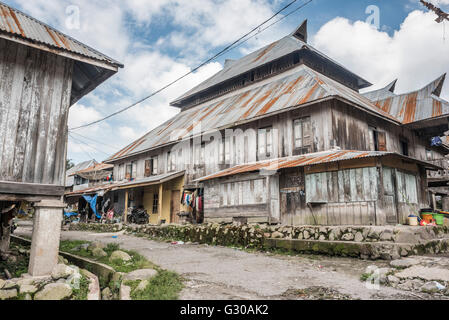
408,216,418,226
421,213,434,224
433,214,444,226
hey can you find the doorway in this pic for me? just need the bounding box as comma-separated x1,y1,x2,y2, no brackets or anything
170,190,181,224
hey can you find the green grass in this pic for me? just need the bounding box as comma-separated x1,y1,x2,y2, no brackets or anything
71,275,90,300
126,270,184,300
59,240,182,300
0,244,29,278
59,240,155,273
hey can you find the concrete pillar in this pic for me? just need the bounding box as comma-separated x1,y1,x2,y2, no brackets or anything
442,196,449,212
28,199,65,276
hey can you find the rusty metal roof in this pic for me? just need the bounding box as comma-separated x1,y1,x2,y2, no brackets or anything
108,64,394,162
0,1,122,69
64,171,184,197
198,149,440,181
171,26,371,107
363,74,449,124
71,162,113,177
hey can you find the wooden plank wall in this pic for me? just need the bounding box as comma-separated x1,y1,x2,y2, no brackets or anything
0,38,73,187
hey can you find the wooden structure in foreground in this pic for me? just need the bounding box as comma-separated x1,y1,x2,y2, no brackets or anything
0,2,122,275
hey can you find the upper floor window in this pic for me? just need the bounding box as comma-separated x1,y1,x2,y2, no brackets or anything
293,117,312,154
369,126,387,151
258,127,273,159
400,139,409,156
144,157,158,177
125,163,132,180
426,149,433,161
167,151,176,172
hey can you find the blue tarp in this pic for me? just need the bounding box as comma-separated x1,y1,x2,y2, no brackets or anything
64,212,78,218
83,195,101,219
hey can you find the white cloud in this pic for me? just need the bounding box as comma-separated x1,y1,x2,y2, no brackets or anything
312,10,449,99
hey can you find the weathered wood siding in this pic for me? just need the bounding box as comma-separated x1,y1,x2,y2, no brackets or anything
0,38,73,186
203,172,270,221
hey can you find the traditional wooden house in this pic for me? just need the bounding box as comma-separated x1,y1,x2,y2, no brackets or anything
103,20,446,226
0,2,122,275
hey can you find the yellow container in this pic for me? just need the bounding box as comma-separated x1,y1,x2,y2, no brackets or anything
408,216,418,226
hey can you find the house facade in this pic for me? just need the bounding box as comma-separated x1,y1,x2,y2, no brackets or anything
102,21,447,226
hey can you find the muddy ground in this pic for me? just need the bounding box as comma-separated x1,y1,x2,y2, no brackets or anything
14,222,447,300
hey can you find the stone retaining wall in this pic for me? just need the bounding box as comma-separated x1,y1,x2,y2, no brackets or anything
68,223,449,260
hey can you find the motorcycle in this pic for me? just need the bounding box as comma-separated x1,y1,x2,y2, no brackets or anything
128,207,149,225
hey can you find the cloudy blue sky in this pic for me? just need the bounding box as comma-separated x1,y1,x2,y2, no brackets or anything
4,0,449,164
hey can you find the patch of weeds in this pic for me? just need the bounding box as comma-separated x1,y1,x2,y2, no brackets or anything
283,287,351,300
360,273,371,282
59,240,91,258
71,275,90,300
0,244,29,278
98,249,155,273
126,270,184,300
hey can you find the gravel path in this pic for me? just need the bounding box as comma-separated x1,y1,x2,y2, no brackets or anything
15,224,424,300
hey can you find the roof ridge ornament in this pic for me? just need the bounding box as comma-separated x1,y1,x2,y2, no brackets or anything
292,19,307,43
430,73,447,97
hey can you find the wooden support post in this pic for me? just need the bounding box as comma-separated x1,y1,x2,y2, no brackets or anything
124,190,129,224
158,184,163,223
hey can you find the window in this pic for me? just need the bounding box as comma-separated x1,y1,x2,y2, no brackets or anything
293,117,312,154
131,161,137,179
145,157,158,177
400,140,409,156
370,126,387,151
258,127,273,159
426,149,433,161
125,163,132,180
152,194,159,214
118,164,124,180
225,137,231,164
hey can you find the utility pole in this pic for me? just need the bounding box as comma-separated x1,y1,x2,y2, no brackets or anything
420,0,449,23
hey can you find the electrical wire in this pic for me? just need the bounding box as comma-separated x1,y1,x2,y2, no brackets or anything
68,133,112,157
69,0,313,131
70,131,121,150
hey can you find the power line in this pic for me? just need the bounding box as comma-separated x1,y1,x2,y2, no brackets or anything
214,0,313,58
68,133,112,157
70,131,121,150
68,134,95,160
69,0,309,131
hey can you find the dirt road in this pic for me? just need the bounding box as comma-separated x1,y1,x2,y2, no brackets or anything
15,224,426,300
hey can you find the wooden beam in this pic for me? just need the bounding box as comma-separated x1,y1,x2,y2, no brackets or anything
158,184,163,223
0,181,64,196
124,190,129,224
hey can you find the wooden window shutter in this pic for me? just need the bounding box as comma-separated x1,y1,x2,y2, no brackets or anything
378,132,387,151
145,160,152,177
303,118,312,147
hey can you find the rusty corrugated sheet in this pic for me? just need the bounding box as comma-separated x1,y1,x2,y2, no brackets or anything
364,74,449,124
73,162,113,176
0,2,122,68
198,149,439,182
171,34,371,106
108,64,393,162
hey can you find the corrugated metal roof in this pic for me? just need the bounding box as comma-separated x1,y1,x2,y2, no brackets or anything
108,64,394,162
362,79,397,101
198,149,440,181
0,1,122,68
65,181,123,197
363,74,449,124
65,160,96,187
73,162,113,176
64,171,184,196
171,33,371,106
